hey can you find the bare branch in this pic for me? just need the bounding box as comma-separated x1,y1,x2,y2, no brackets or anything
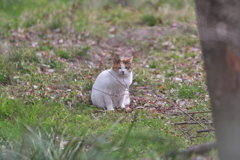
175,124,191,137
169,111,212,116
176,122,213,125
172,141,217,159
197,129,215,134
152,90,207,130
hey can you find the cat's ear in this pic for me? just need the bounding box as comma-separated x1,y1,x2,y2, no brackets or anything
128,56,133,63
112,56,120,64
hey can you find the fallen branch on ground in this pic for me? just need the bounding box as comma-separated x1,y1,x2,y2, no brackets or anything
169,111,212,116
175,124,191,137
175,122,213,125
197,129,215,133
172,141,217,159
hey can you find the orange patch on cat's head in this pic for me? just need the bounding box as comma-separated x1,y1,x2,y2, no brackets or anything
112,57,133,71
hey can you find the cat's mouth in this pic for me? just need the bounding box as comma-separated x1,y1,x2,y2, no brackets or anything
119,72,128,77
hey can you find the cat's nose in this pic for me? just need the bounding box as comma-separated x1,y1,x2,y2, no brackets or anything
121,71,125,74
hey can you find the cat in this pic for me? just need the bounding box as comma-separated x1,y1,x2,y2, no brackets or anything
91,57,133,110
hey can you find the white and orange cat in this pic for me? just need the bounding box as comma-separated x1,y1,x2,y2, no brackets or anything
91,57,133,110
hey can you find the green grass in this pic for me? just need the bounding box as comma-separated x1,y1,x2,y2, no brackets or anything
0,0,216,159
141,14,161,26
178,82,206,99
0,95,181,159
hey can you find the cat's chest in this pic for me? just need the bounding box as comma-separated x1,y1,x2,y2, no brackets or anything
106,77,129,90
108,73,132,88
93,70,132,92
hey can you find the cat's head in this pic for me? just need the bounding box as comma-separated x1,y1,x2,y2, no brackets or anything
112,57,133,77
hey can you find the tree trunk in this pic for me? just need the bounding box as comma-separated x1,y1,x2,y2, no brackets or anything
194,1,240,159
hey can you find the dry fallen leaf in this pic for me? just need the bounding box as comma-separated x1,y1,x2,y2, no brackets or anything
160,85,166,90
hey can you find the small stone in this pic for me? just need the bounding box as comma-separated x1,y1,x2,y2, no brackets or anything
136,106,144,109
58,39,64,44
36,52,42,57
47,69,55,73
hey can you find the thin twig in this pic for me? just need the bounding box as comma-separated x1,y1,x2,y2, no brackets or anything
176,141,217,159
197,129,215,133
187,132,198,139
175,124,191,137
176,122,213,125
169,111,212,116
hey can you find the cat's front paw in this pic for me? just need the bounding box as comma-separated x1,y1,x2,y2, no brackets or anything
120,104,125,109
107,106,115,110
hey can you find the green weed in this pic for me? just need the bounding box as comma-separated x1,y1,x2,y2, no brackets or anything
184,52,196,59
0,71,10,85
160,0,194,9
57,49,71,59
141,14,160,26
39,43,53,51
178,83,206,99
47,17,63,30
149,61,157,68
74,46,91,57
43,59,65,70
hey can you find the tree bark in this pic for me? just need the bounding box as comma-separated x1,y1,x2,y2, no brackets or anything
194,0,240,159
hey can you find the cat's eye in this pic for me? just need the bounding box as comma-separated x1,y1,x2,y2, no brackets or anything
118,67,121,69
